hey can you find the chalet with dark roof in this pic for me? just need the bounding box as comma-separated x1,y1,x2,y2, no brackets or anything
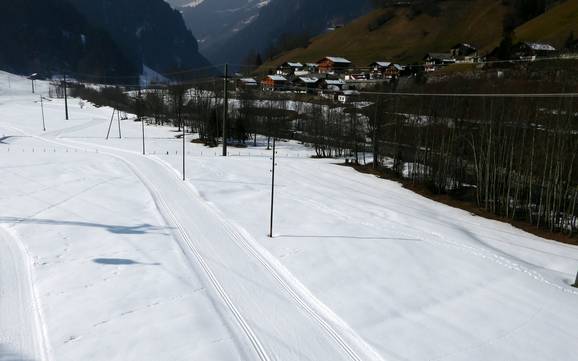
370,62,404,79
450,43,479,62
423,53,456,71
276,62,304,77
514,42,557,59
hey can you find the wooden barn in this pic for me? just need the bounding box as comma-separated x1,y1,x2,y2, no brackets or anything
261,75,288,91
317,56,352,74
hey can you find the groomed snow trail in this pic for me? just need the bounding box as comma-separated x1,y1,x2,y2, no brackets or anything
23,130,386,361
0,226,50,361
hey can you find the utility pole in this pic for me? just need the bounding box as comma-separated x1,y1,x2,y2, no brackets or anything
40,96,46,132
64,74,69,120
574,270,578,288
29,73,38,94
182,108,186,181
106,109,115,139
139,88,145,155
117,108,122,139
269,137,277,238
222,63,229,157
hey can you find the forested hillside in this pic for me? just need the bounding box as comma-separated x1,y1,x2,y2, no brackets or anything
0,0,136,78
68,0,212,77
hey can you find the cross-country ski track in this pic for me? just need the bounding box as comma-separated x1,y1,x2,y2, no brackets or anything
8,124,386,361
0,226,51,361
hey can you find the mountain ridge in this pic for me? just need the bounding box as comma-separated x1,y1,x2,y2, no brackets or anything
178,0,373,66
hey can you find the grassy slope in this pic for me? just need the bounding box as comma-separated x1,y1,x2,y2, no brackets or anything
514,0,578,47
257,0,507,71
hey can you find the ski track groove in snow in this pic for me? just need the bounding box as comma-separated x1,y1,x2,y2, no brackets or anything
0,225,53,361
152,156,386,361
7,129,272,361
10,124,388,361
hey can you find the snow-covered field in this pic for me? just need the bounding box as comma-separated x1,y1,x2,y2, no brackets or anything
1,72,577,361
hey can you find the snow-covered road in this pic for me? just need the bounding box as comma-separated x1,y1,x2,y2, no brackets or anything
1,72,578,361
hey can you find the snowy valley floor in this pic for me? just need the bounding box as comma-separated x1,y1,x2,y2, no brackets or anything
1,72,578,361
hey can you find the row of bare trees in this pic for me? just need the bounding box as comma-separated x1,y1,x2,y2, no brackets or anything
320,93,578,237
66,78,578,237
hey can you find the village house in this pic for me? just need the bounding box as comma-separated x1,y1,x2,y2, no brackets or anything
292,77,320,94
236,78,258,90
276,62,303,77
450,43,479,63
320,78,347,92
423,53,456,71
513,42,557,59
369,62,404,79
305,63,320,73
261,75,288,91
337,90,360,104
317,56,352,74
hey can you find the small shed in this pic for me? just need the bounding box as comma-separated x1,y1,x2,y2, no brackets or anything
338,90,360,104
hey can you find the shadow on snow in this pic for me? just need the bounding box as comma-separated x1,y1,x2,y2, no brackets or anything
0,217,171,235
92,258,160,266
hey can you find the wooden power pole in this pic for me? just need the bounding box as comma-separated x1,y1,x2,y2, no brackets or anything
64,74,69,120
222,64,229,157
269,137,277,238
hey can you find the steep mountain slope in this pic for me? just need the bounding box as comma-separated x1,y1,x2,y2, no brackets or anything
514,0,578,47
0,0,136,78
179,0,268,53
197,0,373,66
68,0,212,76
257,0,508,70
